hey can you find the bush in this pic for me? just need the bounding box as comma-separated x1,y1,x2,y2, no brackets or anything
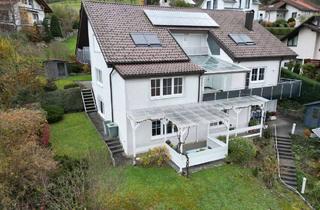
227,137,257,165
139,146,170,167
302,63,317,78
261,156,277,188
64,83,79,89
266,27,293,37
272,19,288,27
44,79,58,92
170,0,193,7
43,105,64,123
41,87,83,113
281,69,320,103
67,63,83,74
263,127,273,139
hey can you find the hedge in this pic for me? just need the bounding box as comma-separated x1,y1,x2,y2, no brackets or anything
266,27,294,38
281,69,320,104
41,87,84,113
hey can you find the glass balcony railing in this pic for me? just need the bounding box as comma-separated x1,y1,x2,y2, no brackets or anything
203,78,302,101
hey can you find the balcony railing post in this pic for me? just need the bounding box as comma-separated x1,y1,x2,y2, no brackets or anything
214,92,217,101
290,82,293,98
280,83,284,99
271,86,273,100
261,87,263,97
299,81,302,97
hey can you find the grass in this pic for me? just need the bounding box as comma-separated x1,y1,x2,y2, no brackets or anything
50,113,310,209
49,0,81,10
63,35,77,55
55,74,91,89
50,112,104,158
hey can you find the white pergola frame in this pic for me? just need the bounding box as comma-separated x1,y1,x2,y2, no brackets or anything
127,95,268,165
128,103,230,164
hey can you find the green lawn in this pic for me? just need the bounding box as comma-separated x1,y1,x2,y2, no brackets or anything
49,0,81,10
63,35,77,55
50,112,104,158
55,74,91,89
50,113,309,209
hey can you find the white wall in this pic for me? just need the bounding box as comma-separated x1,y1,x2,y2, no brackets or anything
284,27,318,60
125,75,200,155
88,21,113,121
238,60,281,88
204,72,246,91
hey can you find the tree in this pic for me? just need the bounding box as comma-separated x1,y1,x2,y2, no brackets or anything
50,15,63,38
0,109,57,209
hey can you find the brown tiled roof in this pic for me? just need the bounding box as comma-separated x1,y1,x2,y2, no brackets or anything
209,10,297,61
82,1,296,64
115,62,204,78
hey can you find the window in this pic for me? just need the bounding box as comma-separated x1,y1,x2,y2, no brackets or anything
206,1,211,9
258,68,265,80
251,68,258,81
292,12,297,18
287,35,298,47
229,34,255,45
151,79,160,97
174,78,183,94
96,68,102,84
99,99,104,114
163,78,172,95
251,67,265,82
130,32,161,47
152,120,177,137
152,120,161,136
28,0,33,6
33,13,39,24
245,0,250,9
150,77,183,98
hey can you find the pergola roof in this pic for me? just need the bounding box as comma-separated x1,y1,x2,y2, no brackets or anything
312,128,320,138
127,96,268,129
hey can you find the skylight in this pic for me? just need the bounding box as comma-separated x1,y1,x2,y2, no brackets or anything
130,32,161,47
229,34,255,45
144,9,219,28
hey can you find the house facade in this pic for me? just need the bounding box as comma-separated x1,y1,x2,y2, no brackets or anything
159,0,262,20
259,0,319,25
77,1,299,169
0,0,52,31
281,16,320,62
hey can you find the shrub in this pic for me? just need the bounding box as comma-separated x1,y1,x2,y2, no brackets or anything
64,83,79,89
21,25,42,42
302,63,317,78
139,146,170,167
227,137,257,165
41,88,83,113
82,64,91,74
67,63,83,74
50,15,63,38
44,79,58,92
249,118,259,126
170,0,193,7
43,105,64,123
263,127,273,139
41,122,50,146
272,19,288,27
281,69,320,103
261,157,278,188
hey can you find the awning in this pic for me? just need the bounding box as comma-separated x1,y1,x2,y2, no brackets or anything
127,96,268,129
190,55,250,74
312,128,320,138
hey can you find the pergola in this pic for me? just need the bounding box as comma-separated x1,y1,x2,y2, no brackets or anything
127,95,268,164
127,102,230,164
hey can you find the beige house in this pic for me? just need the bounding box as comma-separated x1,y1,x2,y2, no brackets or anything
0,0,52,31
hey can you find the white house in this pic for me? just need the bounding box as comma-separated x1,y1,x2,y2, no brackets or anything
281,16,320,62
77,1,299,170
0,0,52,31
259,0,319,25
159,0,261,20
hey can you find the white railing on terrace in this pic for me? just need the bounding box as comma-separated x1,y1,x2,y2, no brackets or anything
165,137,228,172
209,124,262,138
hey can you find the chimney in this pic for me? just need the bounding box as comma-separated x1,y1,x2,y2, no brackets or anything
245,10,254,31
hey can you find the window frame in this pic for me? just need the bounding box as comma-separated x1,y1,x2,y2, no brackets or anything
98,98,104,114
287,34,298,47
95,68,103,85
250,67,266,83
150,77,184,99
151,120,178,139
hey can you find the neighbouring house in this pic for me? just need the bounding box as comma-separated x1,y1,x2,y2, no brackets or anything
0,0,52,32
159,0,262,20
259,0,320,25
304,101,320,128
281,16,320,64
77,1,301,171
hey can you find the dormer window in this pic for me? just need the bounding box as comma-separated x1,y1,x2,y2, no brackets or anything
130,32,161,47
229,34,255,45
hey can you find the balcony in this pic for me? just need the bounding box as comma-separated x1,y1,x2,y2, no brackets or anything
203,78,302,101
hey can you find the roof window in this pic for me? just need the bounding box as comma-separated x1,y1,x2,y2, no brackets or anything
130,32,161,47
229,34,255,45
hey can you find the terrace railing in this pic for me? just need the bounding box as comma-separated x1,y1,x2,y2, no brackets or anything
203,78,302,101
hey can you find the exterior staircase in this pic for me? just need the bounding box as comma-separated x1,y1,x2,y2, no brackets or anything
81,89,97,113
275,135,297,189
105,138,124,156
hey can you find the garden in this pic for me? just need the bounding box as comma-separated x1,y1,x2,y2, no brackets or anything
260,18,296,39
